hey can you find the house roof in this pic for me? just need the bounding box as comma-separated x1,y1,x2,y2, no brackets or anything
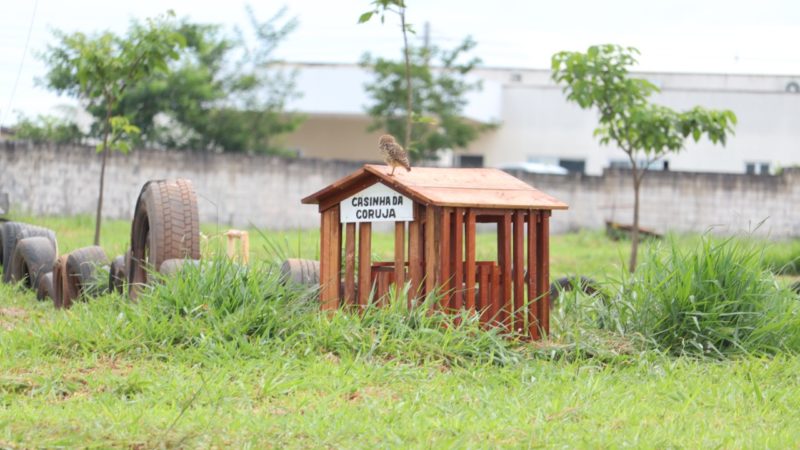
302,164,568,211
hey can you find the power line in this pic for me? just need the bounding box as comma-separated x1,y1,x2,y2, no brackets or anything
1,0,39,128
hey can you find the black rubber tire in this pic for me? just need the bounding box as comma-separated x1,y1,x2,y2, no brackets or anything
159,258,201,277
549,275,604,305
62,246,109,309
128,179,201,300
37,271,55,301
280,259,320,286
9,236,57,289
1,222,57,282
109,251,129,294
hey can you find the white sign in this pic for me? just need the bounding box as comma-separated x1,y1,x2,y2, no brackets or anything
340,183,413,223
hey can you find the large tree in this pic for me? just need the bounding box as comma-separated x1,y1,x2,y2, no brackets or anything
103,7,303,154
362,37,494,161
41,13,184,245
552,45,737,271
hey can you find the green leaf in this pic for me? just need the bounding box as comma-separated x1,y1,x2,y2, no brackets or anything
358,11,374,23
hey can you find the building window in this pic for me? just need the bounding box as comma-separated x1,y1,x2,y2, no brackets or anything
558,159,585,174
608,159,666,171
457,154,484,168
746,162,770,175
609,159,632,169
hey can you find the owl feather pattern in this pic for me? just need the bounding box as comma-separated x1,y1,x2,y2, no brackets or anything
378,134,411,175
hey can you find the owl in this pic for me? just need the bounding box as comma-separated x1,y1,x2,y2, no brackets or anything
378,134,411,175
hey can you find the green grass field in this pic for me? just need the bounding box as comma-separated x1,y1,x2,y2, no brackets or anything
2,215,800,448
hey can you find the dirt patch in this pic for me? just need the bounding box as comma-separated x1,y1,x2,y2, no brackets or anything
0,307,28,330
345,386,399,403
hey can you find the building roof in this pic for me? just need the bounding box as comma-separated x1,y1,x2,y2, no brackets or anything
302,164,568,211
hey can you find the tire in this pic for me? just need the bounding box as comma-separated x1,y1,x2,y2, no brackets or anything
1,222,57,282
109,251,129,294
159,258,201,277
9,236,57,289
549,275,604,305
128,179,201,300
61,246,109,309
37,271,55,301
52,255,69,309
280,258,320,286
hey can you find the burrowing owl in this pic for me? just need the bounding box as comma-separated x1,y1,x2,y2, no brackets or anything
378,134,411,176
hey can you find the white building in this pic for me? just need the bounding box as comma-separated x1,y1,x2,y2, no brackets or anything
282,62,800,175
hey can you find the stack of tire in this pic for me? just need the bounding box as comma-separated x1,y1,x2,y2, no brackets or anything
1,177,202,307
0,221,111,308
1,222,58,298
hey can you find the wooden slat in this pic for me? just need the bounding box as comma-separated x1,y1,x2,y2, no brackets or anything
491,265,501,326
408,204,422,305
512,210,525,334
394,221,405,297
497,213,512,331
424,205,437,298
465,210,477,311
479,263,489,325
378,271,389,305
439,208,451,310
358,222,372,309
527,210,540,340
452,208,464,310
344,222,356,306
540,211,551,336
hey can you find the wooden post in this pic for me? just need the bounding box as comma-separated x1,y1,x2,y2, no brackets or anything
497,213,512,331
452,208,464,310
465,210,476,311
358,222,372,309
408,204,423,305
539,211,551,336
527,210,540,340
491,265,501,325
344,222,356,306
440,207,451,310
319,206,341,310
424,206,437,298
394,221,405,297
512,210,525,334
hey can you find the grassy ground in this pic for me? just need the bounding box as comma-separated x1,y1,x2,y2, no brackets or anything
2,215,800,448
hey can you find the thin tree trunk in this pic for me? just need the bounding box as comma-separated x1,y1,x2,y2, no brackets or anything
629,170,642,273
400,9,413,151
93,111,112,246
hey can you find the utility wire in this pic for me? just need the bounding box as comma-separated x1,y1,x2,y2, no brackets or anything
1,0,39,128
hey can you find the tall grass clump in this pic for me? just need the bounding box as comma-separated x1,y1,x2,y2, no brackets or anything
612,236,800,357
8,259,520,366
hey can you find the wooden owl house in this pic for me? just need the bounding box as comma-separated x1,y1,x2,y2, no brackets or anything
302,164,568,339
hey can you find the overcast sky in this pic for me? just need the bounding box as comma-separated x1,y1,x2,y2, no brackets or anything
1,0,798,126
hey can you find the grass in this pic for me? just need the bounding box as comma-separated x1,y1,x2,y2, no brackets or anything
2,214,800,447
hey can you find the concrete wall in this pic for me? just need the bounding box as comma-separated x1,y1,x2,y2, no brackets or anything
1,141,798,237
